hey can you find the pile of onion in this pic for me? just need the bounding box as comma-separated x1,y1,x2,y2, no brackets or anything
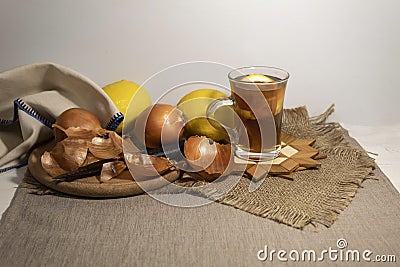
41,108,125,182
130,104,234,182
41,106,234,184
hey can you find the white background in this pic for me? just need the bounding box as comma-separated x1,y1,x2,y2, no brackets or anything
0,0,399,213
0,0,399,125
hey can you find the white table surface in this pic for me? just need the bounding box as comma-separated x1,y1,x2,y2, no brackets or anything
1,124,399,217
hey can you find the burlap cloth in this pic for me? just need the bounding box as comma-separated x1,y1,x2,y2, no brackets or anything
154,105,377,229
0,107,399,266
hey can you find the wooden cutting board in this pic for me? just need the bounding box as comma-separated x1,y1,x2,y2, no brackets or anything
28,142,181,198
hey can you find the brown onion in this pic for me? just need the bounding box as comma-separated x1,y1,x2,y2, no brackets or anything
184,136,233,182
132,104,184,149
53,108,103,142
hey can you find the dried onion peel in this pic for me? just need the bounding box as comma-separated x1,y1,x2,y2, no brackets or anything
184,136,233,182
41,108,127,180
100,161,127,182
88,132,123,159
125,154,174,179
49,138,89,172
41,151,68,177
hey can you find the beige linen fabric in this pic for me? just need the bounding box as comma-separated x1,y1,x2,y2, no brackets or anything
0,149,399,266
0,108,397,266
0,63,122,172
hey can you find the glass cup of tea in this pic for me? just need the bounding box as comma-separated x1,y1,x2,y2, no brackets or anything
207,66,289,161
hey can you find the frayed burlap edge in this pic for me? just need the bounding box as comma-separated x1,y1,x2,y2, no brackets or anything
213,105,375,229
308,105,376,227
311,146,376,227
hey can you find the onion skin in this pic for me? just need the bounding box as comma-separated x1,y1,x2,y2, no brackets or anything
100,161,127,182
132,104,185,149
50,138,89,171
54,108,102,142
41,151,68,177
184,136,233,182
88,132,123,159
125,154,173,179
184,136,217,170
42,108,131,182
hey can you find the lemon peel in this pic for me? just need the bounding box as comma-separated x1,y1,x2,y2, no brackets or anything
240,74,274,83
103,80,151,133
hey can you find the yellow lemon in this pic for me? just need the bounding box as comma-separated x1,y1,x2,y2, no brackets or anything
103,80,152,133
240,74,274,83
177,89,230,141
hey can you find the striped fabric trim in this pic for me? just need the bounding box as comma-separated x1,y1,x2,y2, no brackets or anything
1,98,54,128
0,99,123,172
0,160,28,173
105,112,124,131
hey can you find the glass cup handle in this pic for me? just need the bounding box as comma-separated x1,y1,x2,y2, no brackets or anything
206,97,239,144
